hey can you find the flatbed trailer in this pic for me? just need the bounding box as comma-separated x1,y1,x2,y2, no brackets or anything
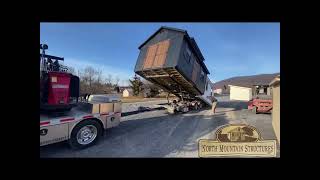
40,98,121,149
248,95,272,114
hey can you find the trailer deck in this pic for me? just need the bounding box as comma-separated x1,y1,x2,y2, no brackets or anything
138,67,200,97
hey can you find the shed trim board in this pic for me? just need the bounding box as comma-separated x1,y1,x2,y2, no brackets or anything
269,75,280,86
270,76,280,144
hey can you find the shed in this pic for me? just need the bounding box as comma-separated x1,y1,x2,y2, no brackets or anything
227,127,246,142
134,26,210,98
229,85,252,101
122,88,133,97
269,75,280,144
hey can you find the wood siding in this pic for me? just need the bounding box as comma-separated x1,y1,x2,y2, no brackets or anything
143,44,158,69
143,40,170,69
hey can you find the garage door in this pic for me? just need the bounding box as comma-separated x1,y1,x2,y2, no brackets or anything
230,86,252,101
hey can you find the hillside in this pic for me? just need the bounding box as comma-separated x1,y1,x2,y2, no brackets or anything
212,73,280,92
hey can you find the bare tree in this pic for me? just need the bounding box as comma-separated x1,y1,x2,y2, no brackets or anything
96,69,102,84
114,76,120,86
105,74,113,86
84,66,96,89
77,66,124,95
67,66,76,75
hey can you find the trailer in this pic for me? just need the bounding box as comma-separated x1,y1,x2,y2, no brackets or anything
40,94,121,149
248,95,272,114
134,26,213,113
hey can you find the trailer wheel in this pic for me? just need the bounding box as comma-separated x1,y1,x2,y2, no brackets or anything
69,120,103,149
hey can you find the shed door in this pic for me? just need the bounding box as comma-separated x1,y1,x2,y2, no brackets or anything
153,40,170,68
143,44,158,69
143,39,170,69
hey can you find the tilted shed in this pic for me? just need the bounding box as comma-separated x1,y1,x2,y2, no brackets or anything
134,26,210,98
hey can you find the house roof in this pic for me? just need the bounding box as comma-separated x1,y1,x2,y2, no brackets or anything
123,88,133,93
138,26,186,49
228,84,252,89
213,73,280,90
138,26,210,74
269,75,280,86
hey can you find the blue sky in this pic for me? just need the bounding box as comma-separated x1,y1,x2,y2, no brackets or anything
40,23,280,85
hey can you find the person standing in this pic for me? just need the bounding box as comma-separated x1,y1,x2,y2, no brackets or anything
211,96,218,114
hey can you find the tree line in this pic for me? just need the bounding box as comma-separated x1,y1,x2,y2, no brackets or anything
69,66,120,95
69,66,162,97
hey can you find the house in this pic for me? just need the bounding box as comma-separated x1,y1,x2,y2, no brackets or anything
119,86,131,93
122,88,133,97
229,85,253,101
213,73,279,95
213,88,223,95
212,84,229,95
252,84,272,97
270,75,280,144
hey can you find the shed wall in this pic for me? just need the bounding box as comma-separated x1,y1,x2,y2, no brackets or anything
272,84,280,144
176,38,207,93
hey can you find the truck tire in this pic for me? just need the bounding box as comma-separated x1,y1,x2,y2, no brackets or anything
69,119,103,149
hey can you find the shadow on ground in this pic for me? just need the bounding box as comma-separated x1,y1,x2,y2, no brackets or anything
121,106,166,117
217,101,248,111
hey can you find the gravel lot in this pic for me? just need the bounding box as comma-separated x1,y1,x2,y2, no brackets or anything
40,96,280,158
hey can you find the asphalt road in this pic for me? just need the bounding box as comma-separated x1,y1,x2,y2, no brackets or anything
40,97,279,158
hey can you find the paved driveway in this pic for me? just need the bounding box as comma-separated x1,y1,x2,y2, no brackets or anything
40,97,279,157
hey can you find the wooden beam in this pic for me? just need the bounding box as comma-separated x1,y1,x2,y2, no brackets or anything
146,74,170,78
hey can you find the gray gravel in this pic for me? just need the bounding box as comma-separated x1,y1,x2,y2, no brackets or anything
40,96,279,158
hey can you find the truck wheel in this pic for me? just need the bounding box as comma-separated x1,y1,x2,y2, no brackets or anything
69,120,103,149
253,106,257,114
